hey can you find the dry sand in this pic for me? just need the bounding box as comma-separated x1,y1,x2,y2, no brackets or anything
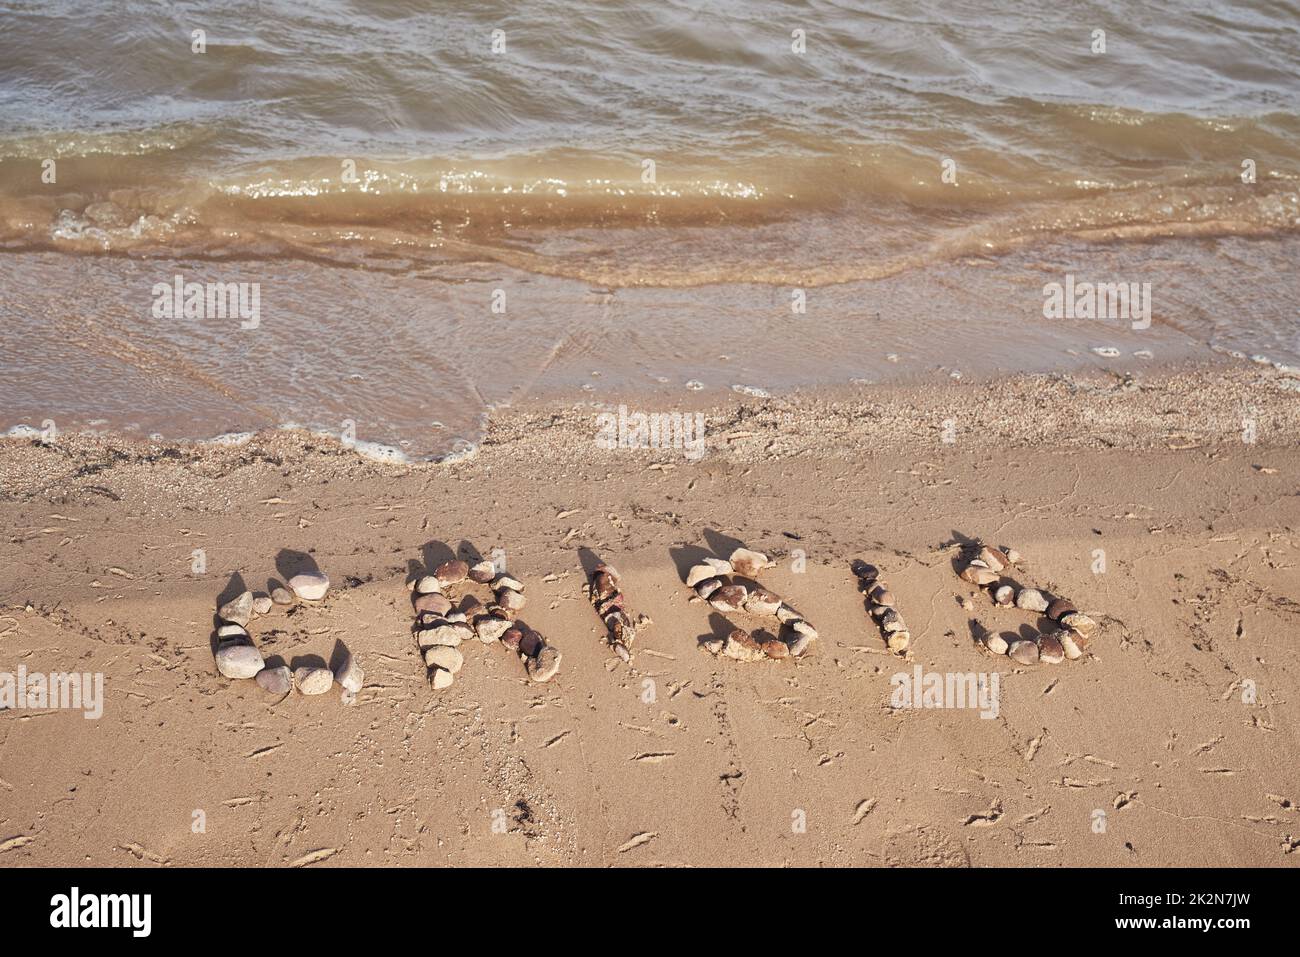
1,365,1298,867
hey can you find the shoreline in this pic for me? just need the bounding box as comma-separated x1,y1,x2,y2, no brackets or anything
3,362,1297,485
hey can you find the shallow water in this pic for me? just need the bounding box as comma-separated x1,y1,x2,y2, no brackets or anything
1,0,1297,455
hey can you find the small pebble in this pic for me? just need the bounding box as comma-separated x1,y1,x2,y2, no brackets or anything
431,667,455,690
435,560,469,585
960,565,998,586
416,622,472,648
256,665,293,695
413,575,442,595
270,586,294,605
720,629,766,662
1046,598,1077,621
1008,639,1040,666
294,666,334,695
493,574,525,593
1015,588,1049,613
519,630,544,658
218,591,254,626
335,653,364,693
527,646,562,682
709,584,747,612
1038,634,1065,664
251,594,273,616
983,632,1009,655
1060,612,1097,637
743,588,782,616
993,585,1015,606
424,645,464,674
977,547,1007,572
496,589,527,613
474,616,512,643
414,592,453,616
685,564,719,588
729,548,772,578
694,578,723,599
288,572,329,601
215,643,264,679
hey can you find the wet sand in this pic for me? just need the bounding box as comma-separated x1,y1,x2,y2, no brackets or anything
1,366,1297,866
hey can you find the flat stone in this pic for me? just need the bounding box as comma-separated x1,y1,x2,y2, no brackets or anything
251,594,273,616
977,546,1008,572
256,665,292,695
709,584,747,612
960,565,999,586
413,575,442,595
416,622,472,648
519,630,544,658
501,628,524,652
791,619,818,641
993,585,1015,606
271,586,294,605
886,630,910,654
218,590,253,626
216,623,248,640
468,560,496,584
742,588,782,616
685,563,719,588
694,578,722,599
1046,598,1077,621
294,666,333,695
1008,639,1040,666
335,653,364,693
720,629,766,662
702,557,733,575
729,548,772,578
788,631,814,657
1038,634,1065,664
1015,588,1049,613
527,646,562,683
1060,630,1087,660
435,560,469,585
414,592,453,616
761,639,789,659
288,572,329,601
869,585,895,607
496,589,526,613
879,608,904,632
1059,612,1097,637
493,574,524,593
215,642,264,679
430,668,455,690
851,560,880,581
474,615,512,644
424,645,464,674
776,604,801,624
983,632,1009,655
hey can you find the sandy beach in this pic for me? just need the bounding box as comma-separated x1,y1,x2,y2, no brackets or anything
2,364,1297,867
